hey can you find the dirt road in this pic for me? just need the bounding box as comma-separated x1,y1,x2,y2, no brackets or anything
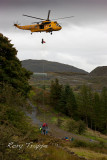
27,101,96,143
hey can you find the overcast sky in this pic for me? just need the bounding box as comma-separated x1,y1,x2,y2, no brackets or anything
0,0,107,72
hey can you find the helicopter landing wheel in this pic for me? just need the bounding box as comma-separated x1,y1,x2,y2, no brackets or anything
31,32,32,35
51,32,52,35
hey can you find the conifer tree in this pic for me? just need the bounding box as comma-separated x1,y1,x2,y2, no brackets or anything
101,87,107,133
78,85,91,126
66,86,77,118
50,79,62,110
59,87,67,113
93,92,101,131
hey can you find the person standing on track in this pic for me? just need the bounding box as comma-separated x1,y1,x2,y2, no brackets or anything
42,123,48,135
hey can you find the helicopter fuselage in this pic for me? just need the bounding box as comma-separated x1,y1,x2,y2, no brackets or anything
14,21,62,33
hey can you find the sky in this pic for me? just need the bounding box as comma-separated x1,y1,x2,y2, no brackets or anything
0,0,107,72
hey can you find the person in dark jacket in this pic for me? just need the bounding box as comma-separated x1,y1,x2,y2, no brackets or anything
42,123,48,135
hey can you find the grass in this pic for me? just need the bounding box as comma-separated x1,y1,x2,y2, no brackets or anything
84,129,107,144
43,146,80,160
67,147,107,160
29,95,107,159
51,117,58,123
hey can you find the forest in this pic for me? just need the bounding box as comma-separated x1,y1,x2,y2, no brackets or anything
49,79,107,134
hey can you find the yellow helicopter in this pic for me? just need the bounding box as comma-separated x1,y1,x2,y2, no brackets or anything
14,10,73,35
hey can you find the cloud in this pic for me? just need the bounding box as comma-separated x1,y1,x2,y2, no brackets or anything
0,0,107,72
3,21,106,72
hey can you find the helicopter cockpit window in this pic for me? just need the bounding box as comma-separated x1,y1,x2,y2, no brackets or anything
49,25,51,27
56,23,61,27
35,26,37,28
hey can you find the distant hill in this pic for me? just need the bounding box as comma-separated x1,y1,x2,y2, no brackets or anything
21,59,88,74
90,66,107,76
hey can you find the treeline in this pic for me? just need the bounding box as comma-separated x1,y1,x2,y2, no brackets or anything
50,79,107,134
0,33,32,96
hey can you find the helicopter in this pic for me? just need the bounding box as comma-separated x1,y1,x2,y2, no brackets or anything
14,10,74,35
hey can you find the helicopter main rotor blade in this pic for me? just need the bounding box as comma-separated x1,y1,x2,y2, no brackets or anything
52,16,74,20
47,10,51,20
23,14,45,20
32,21,42,24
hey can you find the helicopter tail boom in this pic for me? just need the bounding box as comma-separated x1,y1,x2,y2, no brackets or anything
14,24,23,29
14,24,31,30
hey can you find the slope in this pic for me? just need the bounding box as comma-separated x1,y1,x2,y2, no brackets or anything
21,59,88,74
90,66,107,76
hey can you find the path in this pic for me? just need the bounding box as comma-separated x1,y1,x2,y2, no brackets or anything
26,101,96,143
26,100,42,126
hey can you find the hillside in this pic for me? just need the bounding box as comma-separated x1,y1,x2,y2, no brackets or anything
90,66,107,76
1,34,107,160
21,59,88,74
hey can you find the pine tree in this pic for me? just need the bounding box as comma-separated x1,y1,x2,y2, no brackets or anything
66,86,77,119
93,92,101,131
78,85,92,127
101,87,107,133
50,79,62,110
59,87,67,114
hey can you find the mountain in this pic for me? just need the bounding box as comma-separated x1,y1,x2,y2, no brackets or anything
21,59,88,74
90,66,107,76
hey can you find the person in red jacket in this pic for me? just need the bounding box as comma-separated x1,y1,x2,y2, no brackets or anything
42,123,48,135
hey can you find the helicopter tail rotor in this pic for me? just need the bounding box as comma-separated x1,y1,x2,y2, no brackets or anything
13,22,17,28
13,21,21,30
13,21,20,27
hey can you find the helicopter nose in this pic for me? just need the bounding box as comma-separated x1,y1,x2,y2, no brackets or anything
60,26,62,30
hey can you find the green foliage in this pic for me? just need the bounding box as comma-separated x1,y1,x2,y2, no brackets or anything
100,87,107,133
76,85,107,133
6,108,29,134
66,119,86,134
66,86,77,118
57,118,63,127
42,146,79,160
0,33,32,96
77,120,86,135
77,85,93,126
99,140,106,148
71,139,107,153
29,87,50,105
66,119,78,133
0,84,27,108
50,79,62,110
0,85,40,160
49,80,107,133
72,139,89,148
50,81,78,119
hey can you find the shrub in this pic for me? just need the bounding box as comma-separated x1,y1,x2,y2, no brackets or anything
66,119,86,134
72,139,88,148
66,119,78,133
57,118,63,127
76,120,86,135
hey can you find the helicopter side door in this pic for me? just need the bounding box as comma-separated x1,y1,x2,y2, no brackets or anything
39,25,44,29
